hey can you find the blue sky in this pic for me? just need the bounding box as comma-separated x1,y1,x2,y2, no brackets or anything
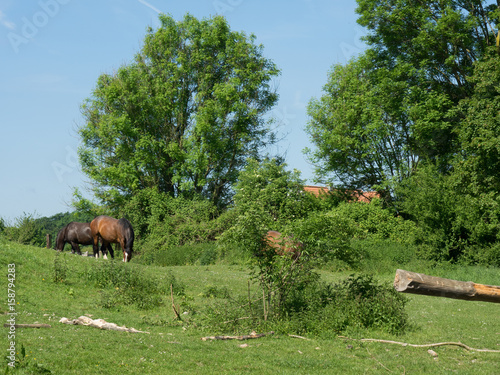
0,0,366,222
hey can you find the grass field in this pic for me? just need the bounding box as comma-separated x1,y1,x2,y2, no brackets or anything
1,238,500,374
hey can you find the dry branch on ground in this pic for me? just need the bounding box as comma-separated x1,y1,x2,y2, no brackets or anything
339,336,500,353
201,331,274,341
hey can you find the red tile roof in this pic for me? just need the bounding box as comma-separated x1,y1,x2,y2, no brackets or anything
303,186,380,203
303,185,330,197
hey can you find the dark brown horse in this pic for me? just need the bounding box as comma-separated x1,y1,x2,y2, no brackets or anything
90,215,135,262
55,222,93,255
263,230,302,260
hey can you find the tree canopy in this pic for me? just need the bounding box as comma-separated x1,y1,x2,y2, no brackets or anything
306,52,424,195
78,14,280,209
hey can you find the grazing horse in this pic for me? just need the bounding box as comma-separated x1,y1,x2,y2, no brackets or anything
90,215,134,262
55,222,93,255
263,230,302,260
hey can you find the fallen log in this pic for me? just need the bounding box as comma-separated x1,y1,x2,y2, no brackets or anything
201,331,274,341
394,269,500,303
3,324,51,328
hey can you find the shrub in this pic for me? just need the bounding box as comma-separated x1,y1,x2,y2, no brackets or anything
233,158,313,225
334,200,422,245
217,158,313,261
122,188,227,263
3,213,44,247
397,164,500,263
199,273,410,336
275,274,410,336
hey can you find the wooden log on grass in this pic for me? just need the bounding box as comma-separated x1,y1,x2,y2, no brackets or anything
394,269,500,303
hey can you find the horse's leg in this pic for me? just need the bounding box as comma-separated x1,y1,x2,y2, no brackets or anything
92,235,99,258
70,242,82,255
108,243,114,259
100,241,109,260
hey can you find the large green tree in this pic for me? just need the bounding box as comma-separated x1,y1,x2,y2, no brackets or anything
306,0,499,196
78,14,280,209
305,52,427,195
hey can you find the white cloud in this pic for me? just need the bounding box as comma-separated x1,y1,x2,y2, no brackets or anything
0,9,16,30
136,0,161,14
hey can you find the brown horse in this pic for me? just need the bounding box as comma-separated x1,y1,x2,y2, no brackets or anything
90,215,135,262
263,230,302,260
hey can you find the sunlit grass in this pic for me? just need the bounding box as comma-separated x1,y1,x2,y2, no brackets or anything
1,238,499,374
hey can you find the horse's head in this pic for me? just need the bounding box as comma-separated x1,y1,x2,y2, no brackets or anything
54,227,66,251
119,218,134,262
123,248,132,262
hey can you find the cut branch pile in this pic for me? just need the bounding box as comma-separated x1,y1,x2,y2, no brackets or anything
59,316,149,334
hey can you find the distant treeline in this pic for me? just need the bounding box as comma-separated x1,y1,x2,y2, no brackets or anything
0,211,94,248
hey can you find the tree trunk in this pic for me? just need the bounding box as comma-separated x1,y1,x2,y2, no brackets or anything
393,269,500,303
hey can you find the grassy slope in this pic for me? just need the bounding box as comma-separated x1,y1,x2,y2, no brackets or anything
1,238,499,374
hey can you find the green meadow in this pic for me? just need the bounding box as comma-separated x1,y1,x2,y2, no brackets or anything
1,238,499,374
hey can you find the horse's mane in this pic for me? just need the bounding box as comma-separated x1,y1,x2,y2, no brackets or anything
117,218,134,236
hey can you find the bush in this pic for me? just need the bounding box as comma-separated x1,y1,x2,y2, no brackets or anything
274,274,410,336
199,273,410,336
122,188,228,264
217,158,313,261
3,213,44,246
397,164,500,263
